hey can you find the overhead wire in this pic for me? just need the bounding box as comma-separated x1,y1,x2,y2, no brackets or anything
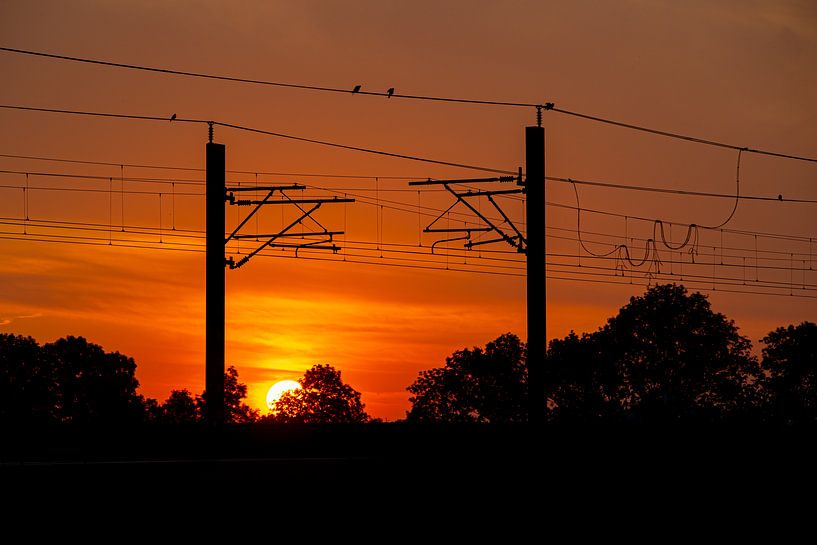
0,152,421,179
3,215,810,275
2,169,812,250
3,229,815,299
0,96,813,298
3,46,817,162
0,46,540,108
0,104,514,175
4,152,815,203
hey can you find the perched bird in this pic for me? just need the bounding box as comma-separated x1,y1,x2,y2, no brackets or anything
352,85,361,94
778,194,783,201
170,113,176,121
387,87,394,98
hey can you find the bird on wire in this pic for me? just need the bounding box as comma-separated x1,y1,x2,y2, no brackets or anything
352,85,361,94
170,113,176,121
387,88,394,98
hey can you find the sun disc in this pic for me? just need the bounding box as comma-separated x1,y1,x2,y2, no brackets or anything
266,380,302,409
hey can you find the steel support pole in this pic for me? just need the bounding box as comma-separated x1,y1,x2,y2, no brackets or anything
526,125,546,424
206,141,225,425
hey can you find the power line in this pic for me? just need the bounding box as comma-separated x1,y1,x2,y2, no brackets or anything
6,151,816,205
3,229,815,299
550,106,817,164
5,165,815,203
0,103,207,124
0,152,421,179
2,168,811,246
0,168,206,186
0,183,202,197
547,199,814,242
0,46,536,108
213,120,514,174
1,121,808,274
3,46,816,163
3,206,810,273
2,185,810,265
547,176,817,204
3,216,808,271
0,104,514,175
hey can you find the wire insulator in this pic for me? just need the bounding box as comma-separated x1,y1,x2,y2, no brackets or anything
536,106,542,127
208,122,214,143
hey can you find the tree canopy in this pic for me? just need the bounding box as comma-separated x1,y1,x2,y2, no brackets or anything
407,284,763,424
547,284,760,422
186,366,259,424
44,336,145,424
0,335,259,425
759,321,817,424
406,333,527,423
0,334,145,424
269,364,369,423
0,333,56,423
160,389,199,424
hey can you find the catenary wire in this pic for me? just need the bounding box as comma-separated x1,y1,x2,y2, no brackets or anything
2,46,816,163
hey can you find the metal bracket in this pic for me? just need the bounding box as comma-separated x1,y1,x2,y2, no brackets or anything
409,174,525,253
225,186,354,269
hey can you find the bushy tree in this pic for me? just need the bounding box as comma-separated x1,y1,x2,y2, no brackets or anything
758,322,817,424
547,284,760,422
44,336,145,424
0,334,262,425
270,364,368,423
197,366,259,424
406,333,527,423
407,285,762,424
0,334,57,423
161,389,199,424
222,366,259,423
545,331,623,422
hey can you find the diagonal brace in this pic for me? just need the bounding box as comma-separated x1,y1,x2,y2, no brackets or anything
487,194,526,245
231,203,321,268
445,185,522,251
226,190,274,243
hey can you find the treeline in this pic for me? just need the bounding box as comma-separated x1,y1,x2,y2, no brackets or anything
407,284,817,425
1,284,815,425
0,335,258,425
0,333,368,425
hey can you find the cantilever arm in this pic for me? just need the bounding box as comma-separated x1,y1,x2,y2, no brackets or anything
226,190,274,243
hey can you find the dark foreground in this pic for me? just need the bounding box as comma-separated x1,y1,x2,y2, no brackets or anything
3,423,817,521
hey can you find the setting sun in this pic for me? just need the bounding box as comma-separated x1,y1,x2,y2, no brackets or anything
266,380,302,410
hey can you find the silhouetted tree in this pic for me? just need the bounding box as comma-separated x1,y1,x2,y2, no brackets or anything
198,366,259,423
270,364,369,423
223,366,259,423
759,322,817,424
547,284,760,422
0,334,57,423
161,389,199,424
142,395,163,422
406,333,527,423
545,331,623,422
407,285,761,424
43,336,145,424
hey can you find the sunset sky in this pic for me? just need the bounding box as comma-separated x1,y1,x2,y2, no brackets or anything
1,0,815,420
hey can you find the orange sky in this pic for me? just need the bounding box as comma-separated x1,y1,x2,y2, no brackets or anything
1,1,816,420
